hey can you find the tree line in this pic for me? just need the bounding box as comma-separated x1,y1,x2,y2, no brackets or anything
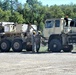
0,0,76,30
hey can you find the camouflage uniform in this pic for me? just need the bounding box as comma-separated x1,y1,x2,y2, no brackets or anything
31,31,36,53
35,32,41,53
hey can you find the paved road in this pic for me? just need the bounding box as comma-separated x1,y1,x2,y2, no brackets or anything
0,50,76,75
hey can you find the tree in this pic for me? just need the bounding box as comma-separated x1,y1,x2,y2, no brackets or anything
9,0,21,14
0,8,11,21
26,0,42,6
16,3,23,14
0,8,5,21
49,5,64,18
0,0,76,31
0,0,3,9
9,12,24,24
25,0,43,30
2,0,10,10
43,6,52,21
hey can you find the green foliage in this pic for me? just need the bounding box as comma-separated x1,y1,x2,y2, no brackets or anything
2,0,10,10
49,5,64,18
9,12,24,24
0,8,11,21
39,22,44,31
0,0,76,31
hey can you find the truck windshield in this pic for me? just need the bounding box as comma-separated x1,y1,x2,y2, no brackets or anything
45,20,54,28
55,20,60,27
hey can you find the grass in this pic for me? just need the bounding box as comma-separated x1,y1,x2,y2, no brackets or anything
39,46,48,52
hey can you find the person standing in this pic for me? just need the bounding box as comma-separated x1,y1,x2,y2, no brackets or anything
64,16,68,26
31,31,36,53
35,31,41,53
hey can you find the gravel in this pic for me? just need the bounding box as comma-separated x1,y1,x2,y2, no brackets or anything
0,49,76,75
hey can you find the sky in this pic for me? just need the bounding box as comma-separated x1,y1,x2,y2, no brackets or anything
19,0,76,6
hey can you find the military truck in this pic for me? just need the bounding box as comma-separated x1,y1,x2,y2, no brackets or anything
0,23,40,52
43,18,76,52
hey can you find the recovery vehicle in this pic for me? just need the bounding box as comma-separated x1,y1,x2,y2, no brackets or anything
0,23,40,52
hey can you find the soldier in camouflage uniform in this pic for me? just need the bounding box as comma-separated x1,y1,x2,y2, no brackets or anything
31,31,36,53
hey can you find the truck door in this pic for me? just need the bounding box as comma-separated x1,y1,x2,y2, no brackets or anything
54,20,61,34
43,20,54,38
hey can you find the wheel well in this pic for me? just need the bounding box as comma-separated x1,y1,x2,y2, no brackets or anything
12,38,23,42
1,39,12,45
48,34,62,44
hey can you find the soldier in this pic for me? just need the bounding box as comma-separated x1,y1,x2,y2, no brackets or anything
31,30,42,53
31,30,36,53
35,31,42,53
64,16,68,26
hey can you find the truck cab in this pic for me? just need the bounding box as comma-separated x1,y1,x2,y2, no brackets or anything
43,18,76,52
43,18,73,38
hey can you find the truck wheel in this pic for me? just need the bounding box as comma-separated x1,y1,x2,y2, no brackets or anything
63,45,73,52
0,39,11,52
12,40,23,52
49,39,62,52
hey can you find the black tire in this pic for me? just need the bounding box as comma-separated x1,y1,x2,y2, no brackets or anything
26,45,32,51
12,39,23,52
49,39,62,52
63,45,73,52
0,39,11,52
